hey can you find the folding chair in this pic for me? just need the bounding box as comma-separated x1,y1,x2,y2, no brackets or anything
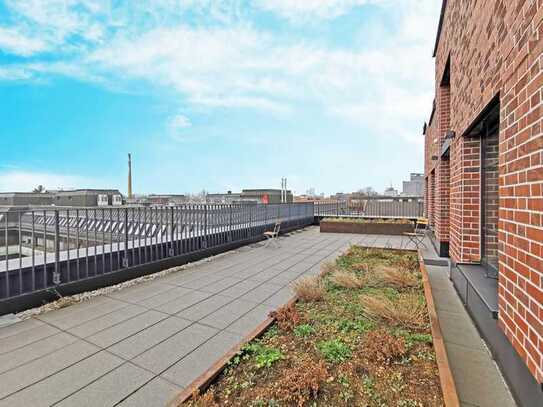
403,218,428,249
264,220,282,248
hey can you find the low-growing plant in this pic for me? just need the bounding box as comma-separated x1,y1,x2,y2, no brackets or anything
291,276,326,302
189,389,219,407
294,323,315,338
363,329,408,365
336,318,374,334
330,270,365,289
271,359,328,406
398,331,433,348
243,342,283,369
263,325,279,339
269,303,300,331
398,399,423,407
359,292,428,330
317,339,352,363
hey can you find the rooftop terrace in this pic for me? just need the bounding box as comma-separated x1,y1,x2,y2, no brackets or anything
0,227,514,406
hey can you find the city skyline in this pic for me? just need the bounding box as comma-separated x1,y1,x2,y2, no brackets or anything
0,1,440,195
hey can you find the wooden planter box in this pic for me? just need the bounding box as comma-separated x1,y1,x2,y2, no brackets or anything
320,220,414,235
170,252,459,407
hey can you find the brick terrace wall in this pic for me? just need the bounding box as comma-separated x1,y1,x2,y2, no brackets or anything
428,0,543,382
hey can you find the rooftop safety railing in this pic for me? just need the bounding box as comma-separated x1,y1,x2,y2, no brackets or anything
0,203,314,301
0,198,423,303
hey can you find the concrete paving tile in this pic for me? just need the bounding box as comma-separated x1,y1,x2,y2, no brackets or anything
67,304,148,338
107,281,175,303
237,283,280,304
0,351,123,407
0,322,61,354
132,323,218,374
138,286,195,308
175,274,226,290
431,286,466,313
0,318,45,339
0,332,78,375
108,316,193,360
219,279,262,299
161,330,242,388
196,277,241,294
0,340,99,399
247,269,283,282
176,295,234,321
154,290,213,315
445,342,515,407
36,296,125,326
118,377,182,407
225,304,275,336
55,362,154,407
199,299,257,329
266,271,300,286
437,309,485,351
86,310,169,348
263,286,294,308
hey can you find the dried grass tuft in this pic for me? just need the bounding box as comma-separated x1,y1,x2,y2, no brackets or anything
330,270,365,289
319,261,338,277
376,266,419,289
291,276,326,302
359,293,428,330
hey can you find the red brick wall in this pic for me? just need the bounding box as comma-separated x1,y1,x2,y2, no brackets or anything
435,85,451,243
427,0,543,382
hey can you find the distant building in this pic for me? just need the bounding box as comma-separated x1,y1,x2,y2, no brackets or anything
402,173,424,196
126,194,187,206
383,187,399,197
0,189,123,207
206,191,242,204
53,189,123,207
241,189,293,204
0,192,53,206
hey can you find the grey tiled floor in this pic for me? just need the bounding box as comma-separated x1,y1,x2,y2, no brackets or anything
1,227,406,407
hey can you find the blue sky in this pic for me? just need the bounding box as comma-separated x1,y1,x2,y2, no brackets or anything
0,0,441,196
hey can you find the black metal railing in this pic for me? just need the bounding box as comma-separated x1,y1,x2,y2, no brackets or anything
0,203,314,301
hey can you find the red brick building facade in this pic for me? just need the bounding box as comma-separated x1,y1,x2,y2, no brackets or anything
424,0,543,402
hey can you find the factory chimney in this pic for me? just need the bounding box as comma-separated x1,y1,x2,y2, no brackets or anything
128,153,133,199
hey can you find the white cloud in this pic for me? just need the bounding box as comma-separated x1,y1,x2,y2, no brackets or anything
0,170,105,192
0,66,33,81
170,114,192,129
0,26,49,56
256,0,383,21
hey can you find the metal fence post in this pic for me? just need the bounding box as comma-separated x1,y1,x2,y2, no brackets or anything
229,205,233,242
123,209,129,267
170,207,175,256
204,205,208,248
53,210,61,285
